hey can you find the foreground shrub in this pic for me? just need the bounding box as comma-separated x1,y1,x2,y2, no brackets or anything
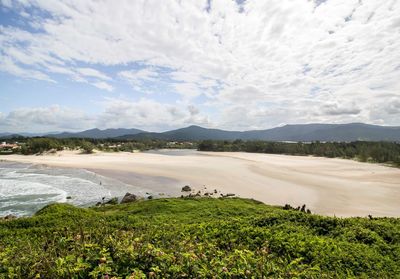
1,198,399,278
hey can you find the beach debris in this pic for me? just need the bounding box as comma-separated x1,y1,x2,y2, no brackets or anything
181,185,192,192
121,192,138,203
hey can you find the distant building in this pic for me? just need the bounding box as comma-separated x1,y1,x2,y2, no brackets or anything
0,142,20,150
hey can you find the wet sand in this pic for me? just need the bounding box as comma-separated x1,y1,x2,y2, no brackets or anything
2,150,400,217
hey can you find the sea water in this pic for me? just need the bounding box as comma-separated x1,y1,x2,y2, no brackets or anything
0,162,149,217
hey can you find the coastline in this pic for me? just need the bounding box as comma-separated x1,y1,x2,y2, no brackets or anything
1,150,400,217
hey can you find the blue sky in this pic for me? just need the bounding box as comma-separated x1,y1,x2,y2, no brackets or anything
0,0,399,133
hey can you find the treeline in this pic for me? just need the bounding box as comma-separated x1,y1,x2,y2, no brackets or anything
18,138,95,154
198,140,400,166
3,137,197,155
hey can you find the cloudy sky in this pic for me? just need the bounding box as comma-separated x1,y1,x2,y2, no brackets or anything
0,0,399,133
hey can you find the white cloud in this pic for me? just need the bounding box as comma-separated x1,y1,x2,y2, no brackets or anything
98,98,209,131
92,81,114,92
321,102,361,116
77,68,111,81
0,0,399,130
0,105,94,132
118,68,160,91
0,55,54,82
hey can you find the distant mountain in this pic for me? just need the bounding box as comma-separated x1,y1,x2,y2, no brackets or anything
121,126,244,141
48,128,145,139
240,123,400,141
0,132,53,138
119,123,400,142
2,123,400,141
0,133,36,139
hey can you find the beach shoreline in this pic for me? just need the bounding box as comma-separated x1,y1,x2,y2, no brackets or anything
1,150,400,217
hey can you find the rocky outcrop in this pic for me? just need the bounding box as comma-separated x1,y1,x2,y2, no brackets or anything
121,193,138,203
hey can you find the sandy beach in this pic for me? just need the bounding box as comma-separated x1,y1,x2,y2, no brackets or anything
1,150,400,217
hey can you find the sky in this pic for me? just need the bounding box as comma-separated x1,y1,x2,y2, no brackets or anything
0,0,399,133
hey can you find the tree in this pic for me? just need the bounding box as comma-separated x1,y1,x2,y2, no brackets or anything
80,140,94,154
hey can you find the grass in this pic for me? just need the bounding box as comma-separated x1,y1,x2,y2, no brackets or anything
1,197,400,278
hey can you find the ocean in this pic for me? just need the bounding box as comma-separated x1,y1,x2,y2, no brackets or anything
0,161,151,217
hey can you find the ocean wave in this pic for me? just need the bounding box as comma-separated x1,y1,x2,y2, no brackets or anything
0,164,121,216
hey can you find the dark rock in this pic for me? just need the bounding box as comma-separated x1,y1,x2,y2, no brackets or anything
214,189,218,194
3,214,17,220
105,197,118,205
66,196,72,200
147,195,153,200
121,192,138,204
181,185,192,192
225,193,235,197
283,204,292,210
96,202,102,206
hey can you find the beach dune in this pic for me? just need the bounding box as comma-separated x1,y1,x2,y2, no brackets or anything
2,150,400,217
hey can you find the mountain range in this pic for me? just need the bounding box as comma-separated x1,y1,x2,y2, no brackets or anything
117,123,400,142
47,128,145,139
1,123,399,142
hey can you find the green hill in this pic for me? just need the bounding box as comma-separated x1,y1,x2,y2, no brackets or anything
1,198,400,278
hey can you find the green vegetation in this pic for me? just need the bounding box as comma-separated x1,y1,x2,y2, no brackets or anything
80,141,95,154
4,136,400,168
1,198,399,278
198,140,400,167
0,137,197,155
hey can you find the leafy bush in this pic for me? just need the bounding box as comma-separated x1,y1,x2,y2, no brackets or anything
1,198,399,278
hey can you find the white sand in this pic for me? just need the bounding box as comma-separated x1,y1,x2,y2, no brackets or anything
2,150,400,217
